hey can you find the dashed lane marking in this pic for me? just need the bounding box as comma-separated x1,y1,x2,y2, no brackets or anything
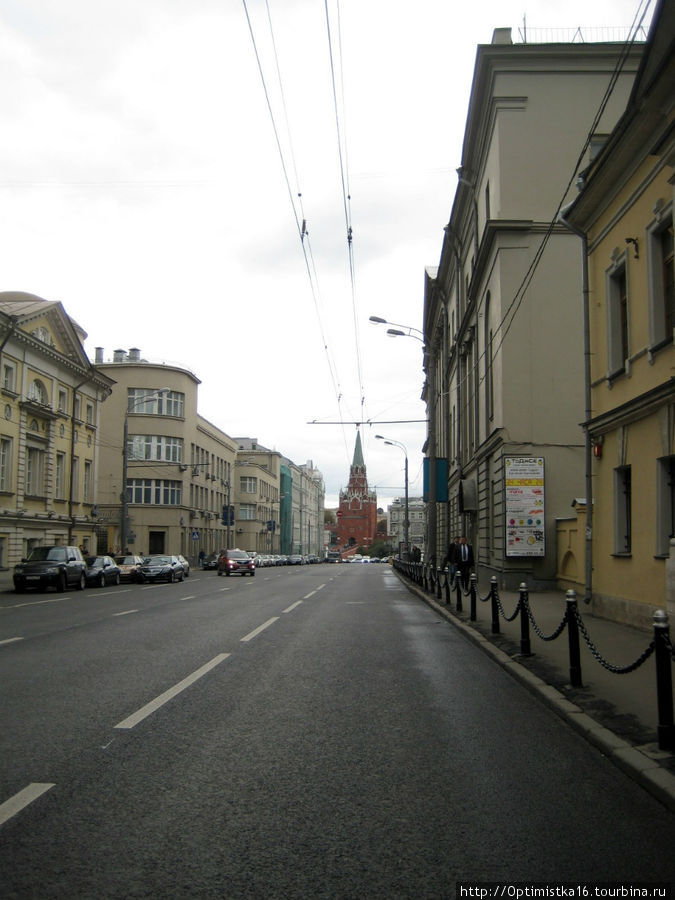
0,783,55,827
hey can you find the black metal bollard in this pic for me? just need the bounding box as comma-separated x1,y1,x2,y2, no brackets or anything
653,609,675,752
437,568,443,601
455,573,463,613
445,570,451,605
566,590,582,687
519,583,532,656
470,573,477,621
491,581,499,634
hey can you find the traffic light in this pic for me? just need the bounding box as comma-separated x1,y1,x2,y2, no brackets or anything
222,505,235,526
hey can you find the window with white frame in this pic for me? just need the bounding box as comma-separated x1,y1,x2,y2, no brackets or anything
0,436,12,491
26,446,46,496
656,455,675,557
240,476,257,493
127,388,185,417
2,362,16,393
239,503,257,520
28,379,48,405
127,479,182,505
83,460,92,503
86,403,94,425
58,389,67,413
613,465,632,555
128,435,183,462
55,452,66,500
647,209,674,351
606,258,629,377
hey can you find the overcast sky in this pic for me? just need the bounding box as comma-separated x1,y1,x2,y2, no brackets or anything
0,0,652,508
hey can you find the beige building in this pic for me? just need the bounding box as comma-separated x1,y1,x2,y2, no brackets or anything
0,292,114,565
564,0,674,627
387,497,425,553
95,348,237,561
231,439,283,555
423,29,643,589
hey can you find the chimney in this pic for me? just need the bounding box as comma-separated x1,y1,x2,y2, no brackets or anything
94,347,104,364
113,349,127,363
128,348,141,362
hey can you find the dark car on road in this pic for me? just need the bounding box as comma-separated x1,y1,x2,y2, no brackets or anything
138,555,185,583
217,549,255,576
202,552,219,570
13,545,87,593
85,555,121,588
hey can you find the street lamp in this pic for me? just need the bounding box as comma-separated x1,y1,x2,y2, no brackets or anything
121,387,170,553
376,434,409,557
369,315,424,342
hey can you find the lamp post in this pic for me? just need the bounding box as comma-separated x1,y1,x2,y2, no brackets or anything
369,316,424,342
376,435,409,557
121,387,170,553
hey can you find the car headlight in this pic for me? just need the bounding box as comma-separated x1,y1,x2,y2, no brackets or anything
14,565,24,574
46,567,59,574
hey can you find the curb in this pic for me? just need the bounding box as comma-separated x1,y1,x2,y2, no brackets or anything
397,572,675,814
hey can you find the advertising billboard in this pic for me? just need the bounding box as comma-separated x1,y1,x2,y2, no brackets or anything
505,457,545,557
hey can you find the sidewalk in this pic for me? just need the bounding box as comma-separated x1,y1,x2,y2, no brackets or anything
395,569,675,813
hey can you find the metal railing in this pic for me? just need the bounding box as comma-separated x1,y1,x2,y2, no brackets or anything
392,560,675,752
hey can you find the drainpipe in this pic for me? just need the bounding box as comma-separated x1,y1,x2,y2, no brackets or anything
558,204,593,605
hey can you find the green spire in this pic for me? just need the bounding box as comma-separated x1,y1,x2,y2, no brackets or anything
352,430,365,468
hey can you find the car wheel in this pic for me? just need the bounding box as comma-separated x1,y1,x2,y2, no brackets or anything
225,570,231,576
14,583,25,594
99,573,106,588
250,571,255,576
114,573,121,585
77,572,86,590
58,573,67,593
179,570,184,582
217,569,222,576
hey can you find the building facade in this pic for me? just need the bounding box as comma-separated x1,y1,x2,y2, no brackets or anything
0,292,114,565
565,0,675,626
95,348,237,560
387,496,425,555
423,30,643,589
336,432,377,550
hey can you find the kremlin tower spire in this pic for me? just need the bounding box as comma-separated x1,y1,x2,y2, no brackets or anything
336,430,377,551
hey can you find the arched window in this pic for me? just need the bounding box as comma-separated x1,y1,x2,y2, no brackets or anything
28,380,48,405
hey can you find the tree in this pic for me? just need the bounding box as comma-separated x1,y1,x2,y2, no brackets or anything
324,509,337,525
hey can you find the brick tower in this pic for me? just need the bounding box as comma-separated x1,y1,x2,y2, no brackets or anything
336,431,377,550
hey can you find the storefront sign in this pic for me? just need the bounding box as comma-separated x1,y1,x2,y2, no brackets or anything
505,457,545,557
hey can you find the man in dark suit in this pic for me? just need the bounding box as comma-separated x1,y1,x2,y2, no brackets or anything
456,535,474,588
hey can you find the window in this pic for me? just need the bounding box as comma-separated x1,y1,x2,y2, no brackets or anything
58,389,67,413
614,465,632,555
0,437,12,491
606,259,629,377
127,479,182,505
55,453,66,500
239,503,257,520
484,292,494,422
656,456,675,556
2,363,16,393
28,379,48,405
647,210,674,350
86,403,94,425
83,460,92,503
240,476,257,493
127,388,184,417
26,446,46,496
128,435,183,462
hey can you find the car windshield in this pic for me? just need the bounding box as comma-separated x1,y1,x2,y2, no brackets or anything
229,551,248,559
144,556,170,564
115,557,137,565
85,557,105,566
27,547,66,562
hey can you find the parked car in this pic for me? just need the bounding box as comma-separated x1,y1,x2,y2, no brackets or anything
138,555,185,583
85,555,121,587
288,555,304,565
176,554,191,577
217,549,256,576
13,545,87,593
202,552,219,570
114,554,145,582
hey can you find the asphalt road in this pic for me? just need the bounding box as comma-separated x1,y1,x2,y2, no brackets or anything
0,564,673,898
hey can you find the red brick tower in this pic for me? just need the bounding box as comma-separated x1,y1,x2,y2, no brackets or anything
336,431,377,550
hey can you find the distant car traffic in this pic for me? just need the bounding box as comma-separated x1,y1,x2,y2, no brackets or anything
138,555,186,583
202,552,219,570
176,554,191,577
85,555,121,587
217,549,256,576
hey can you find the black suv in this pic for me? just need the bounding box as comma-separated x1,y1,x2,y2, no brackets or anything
13,546,87,593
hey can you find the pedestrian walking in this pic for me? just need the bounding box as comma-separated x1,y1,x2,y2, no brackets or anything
456,535,474,589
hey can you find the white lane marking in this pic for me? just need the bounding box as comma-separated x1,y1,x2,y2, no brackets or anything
114,653,231,730
0,783,55,827
303,590,316,599
240,617,279,642
112,610,138,617
316,584,326,591
0,637,24,645
283,601,303,613
3,597,62,609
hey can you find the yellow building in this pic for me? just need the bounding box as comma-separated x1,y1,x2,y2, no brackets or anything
0,292,114,565
565,0,674,626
